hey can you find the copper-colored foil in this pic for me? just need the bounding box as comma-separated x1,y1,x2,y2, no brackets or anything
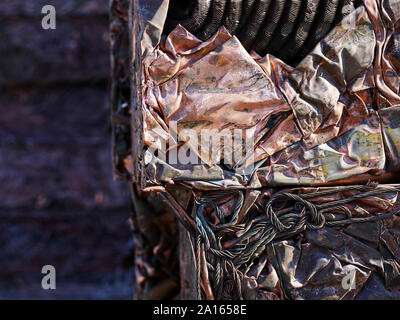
139,0,400,188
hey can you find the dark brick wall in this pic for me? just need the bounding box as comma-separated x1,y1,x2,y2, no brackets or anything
0,1,134,299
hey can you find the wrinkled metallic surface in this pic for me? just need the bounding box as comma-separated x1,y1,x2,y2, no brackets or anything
159,184,400,299
139,0,400,189
189,184,400,299
260,186,400,299
260,112,385,186
115,0,400,299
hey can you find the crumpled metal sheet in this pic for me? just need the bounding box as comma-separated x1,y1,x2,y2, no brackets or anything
263,185,400,300
143,26,297,166
136,0,170,58
138,0,400,189
266,208,400,299
256,111,386,186
188,185,400,300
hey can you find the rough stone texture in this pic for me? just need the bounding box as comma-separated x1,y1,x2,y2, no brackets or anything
0,1,134,299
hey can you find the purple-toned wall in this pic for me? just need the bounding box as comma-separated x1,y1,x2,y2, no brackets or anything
0,0,134,299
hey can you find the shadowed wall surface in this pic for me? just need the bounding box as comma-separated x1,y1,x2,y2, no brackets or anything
0,0,134,299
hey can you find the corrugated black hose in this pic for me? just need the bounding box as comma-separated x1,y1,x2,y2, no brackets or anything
165,0,361,65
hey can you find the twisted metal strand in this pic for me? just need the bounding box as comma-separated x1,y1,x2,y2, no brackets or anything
196,183,398,299
196,234,202,300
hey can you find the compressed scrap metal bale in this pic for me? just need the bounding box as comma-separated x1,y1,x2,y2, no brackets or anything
112,0,400,299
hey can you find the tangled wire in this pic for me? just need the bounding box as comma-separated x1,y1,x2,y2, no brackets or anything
165,0,362,64
191,183,398,299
